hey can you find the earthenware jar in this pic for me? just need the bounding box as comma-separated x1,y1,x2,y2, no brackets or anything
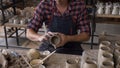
83,60,97,68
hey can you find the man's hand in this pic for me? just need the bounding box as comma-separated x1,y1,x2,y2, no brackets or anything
38,32,55,42
55,33,68,48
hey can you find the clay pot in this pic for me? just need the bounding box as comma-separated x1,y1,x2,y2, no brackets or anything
115,41,120,49
30,59,44,68
98,46,112,65
98,52,113,67
49,34,61,48
100,61,114,68
114,49,120,64
83,60,97,68
101,52,113,61
27,49,41,60
99,41,111,48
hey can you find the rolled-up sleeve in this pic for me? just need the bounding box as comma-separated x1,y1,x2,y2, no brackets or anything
27,2,44,32
77,1,91,34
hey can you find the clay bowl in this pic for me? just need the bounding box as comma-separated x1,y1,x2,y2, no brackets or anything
27,49,41,60
30,59,45,68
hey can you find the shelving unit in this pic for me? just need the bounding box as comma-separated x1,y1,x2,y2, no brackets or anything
96,14,120,18
90,0,120,49
0,0,25,48
0,0,25,25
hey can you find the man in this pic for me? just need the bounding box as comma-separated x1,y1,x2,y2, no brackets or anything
27,0,91,55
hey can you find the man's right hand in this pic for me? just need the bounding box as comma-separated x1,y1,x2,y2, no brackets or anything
38,32,55,42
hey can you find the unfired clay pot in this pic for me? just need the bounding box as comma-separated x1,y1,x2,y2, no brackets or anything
27,49,41,60
99,41,111,48
114,49,120,64
83,60,97,68
115,41,120,49
100,61,114,68
98,52,113,67
49,34,61,48
98,46,112,65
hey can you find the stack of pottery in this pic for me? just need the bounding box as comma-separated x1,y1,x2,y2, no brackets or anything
98,41,114,68
114,41,120,68
96,2,120,15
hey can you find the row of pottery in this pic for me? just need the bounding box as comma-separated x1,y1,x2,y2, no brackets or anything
82,41,114,68
96,2,120,15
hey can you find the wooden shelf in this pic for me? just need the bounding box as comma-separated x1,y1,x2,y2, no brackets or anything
96,14,120,18
4,23,27,28
96,21,120,24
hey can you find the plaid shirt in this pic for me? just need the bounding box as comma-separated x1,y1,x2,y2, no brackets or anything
27,0,91,34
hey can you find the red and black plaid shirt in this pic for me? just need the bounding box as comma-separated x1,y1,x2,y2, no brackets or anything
27,0,91,34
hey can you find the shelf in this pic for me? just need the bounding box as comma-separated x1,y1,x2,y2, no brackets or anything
96,14,120,18
4,23,27,28
96,21,120,24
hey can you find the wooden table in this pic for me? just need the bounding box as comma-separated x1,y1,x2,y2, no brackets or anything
4,49,82,68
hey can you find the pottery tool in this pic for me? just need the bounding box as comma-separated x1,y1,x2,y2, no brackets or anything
42,50,56,62
21,54,33,68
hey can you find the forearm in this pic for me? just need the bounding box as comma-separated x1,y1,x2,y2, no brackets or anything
66,32,90,42
26,29,43,41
